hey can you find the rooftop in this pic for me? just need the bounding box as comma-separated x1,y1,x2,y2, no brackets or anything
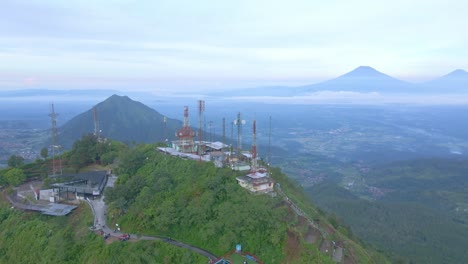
246,168,269,179
51,170,108,196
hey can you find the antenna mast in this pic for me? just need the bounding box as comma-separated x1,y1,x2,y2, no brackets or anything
93,106,99,139
48,103,62,175
268,116,272,165
234,112,245,158
163,116,167,143
251,120,257,173
198,100,205,154
222,117,226,145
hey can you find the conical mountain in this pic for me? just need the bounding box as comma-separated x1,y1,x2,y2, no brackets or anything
59,95,181,148
424,69,468,92
299,66,415,94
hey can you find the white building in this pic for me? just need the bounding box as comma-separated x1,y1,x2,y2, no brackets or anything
236,167,275,193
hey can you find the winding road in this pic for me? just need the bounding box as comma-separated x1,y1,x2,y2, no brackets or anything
87,175,218,261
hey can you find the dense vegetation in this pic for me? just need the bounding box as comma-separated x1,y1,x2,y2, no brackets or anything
0,137,387,263
0,134,125,187
0,201,205,263
367,159,468,224
63,134,126,171
104,144,336,263
307,179,468,263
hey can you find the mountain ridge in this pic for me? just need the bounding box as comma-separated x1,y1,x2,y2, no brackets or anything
207,66,468,97
2,66,467,99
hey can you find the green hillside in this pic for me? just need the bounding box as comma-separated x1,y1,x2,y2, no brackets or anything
0,201,206,263
59,95,181,148
1,138,388,263
307,180,468,264
104,143,387,263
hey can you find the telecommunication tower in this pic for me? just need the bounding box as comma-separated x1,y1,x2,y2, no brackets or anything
251,120,258,173
163,116,167,143
198,100,205,155
268,116,272,166
176,106,196,153
208,121,213,142
93,106,100,139
222,117,226,146
233,112,246,158
49,103,62,175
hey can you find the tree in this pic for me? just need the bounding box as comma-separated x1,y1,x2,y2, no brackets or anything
40,148,48,159
4,168,26,186
7,155,24,168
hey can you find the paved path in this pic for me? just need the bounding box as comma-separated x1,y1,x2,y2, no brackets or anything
87,175,218,261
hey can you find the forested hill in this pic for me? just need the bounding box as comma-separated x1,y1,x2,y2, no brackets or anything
103,143,388,263
0,135,389,263
59,95,181,148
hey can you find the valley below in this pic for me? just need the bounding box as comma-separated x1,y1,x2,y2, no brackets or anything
1,97,468,263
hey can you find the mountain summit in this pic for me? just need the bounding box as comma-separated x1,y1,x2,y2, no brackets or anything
441,69,468,79
425,69,468,92
341,66,389,78
299,66,413,94
59,95,181,148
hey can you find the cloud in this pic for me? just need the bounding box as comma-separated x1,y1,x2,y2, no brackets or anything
220,91,468,105
0,0,467,91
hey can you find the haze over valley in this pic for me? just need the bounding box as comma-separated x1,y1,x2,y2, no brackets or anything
2,1,468,263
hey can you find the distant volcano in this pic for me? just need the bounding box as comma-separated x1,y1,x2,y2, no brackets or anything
298,66,414,94
424,69,468,92
209,66,468,97
339,66,393,78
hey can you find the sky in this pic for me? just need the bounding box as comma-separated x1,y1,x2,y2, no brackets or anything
0,0,467,93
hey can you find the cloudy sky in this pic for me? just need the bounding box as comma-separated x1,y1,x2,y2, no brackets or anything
1,0,467,92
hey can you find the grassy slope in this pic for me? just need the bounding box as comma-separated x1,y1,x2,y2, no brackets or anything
0,141,388,264
0,197,205,263
105,144,386,263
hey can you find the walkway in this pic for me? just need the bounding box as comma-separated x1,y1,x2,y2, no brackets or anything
87,175,218,261
276,183,344,263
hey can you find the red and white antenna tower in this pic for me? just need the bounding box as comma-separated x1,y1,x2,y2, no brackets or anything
176,106,196,153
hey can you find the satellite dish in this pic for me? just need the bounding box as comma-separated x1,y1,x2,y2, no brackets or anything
234,120,246,125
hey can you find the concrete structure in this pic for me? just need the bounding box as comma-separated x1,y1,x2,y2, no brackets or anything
51,170,109,200
163,140,229,167
158,147,211,162
231,162,251,171
203,141,228,152
39,188,55,201
236,168,274,193
6,190,77,216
